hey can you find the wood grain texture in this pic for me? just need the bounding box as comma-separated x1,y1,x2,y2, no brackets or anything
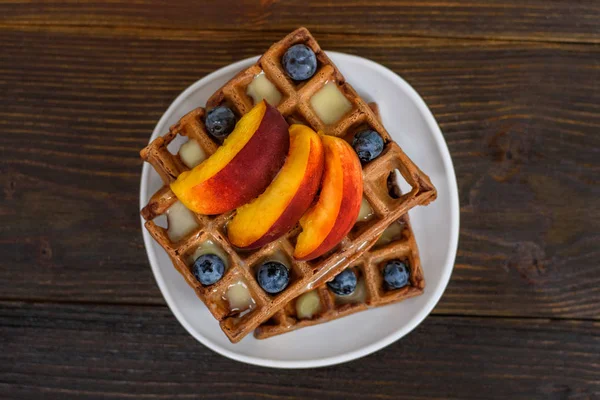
1,301,599,399
1,4,599,397
1,0,600,43
1,29,599,318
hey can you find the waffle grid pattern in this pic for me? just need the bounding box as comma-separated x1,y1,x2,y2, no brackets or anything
207,27,436,221
141,109,379,342
255,214,423,339
140,27,435,342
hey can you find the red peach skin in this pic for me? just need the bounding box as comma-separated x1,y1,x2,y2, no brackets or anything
294,135,363,260
171,101,289,215
228,124,325,249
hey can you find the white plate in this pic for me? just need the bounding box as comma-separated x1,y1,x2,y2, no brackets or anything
140,52,459,368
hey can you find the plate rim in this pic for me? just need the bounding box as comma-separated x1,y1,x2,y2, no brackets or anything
139,52,460,369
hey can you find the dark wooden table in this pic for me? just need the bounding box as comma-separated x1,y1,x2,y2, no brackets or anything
2,1,599,399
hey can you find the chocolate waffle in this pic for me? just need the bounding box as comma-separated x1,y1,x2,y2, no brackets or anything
207,27,436,220
141,108,379,343
140,28,436,343
254,213,423,339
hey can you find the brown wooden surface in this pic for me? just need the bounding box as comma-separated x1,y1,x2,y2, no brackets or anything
1,1,599,398
2,302,599,399
2,0,600,43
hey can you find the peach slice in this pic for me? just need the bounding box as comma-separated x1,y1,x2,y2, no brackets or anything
227,124,325,249
294,135,363,261
171,101,289,215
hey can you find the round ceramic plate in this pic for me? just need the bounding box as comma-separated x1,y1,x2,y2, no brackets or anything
140,52,459,368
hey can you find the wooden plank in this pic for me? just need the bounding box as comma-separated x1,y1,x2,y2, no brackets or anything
0,29,598,317
1,0,599,43
1,301,598,399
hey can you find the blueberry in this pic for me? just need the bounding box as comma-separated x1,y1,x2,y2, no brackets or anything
352,130,384,163
192,254,225,286
327,269,357,296
383,260,410,290
205,106,236,139
282,44,317,81
257,262,290,294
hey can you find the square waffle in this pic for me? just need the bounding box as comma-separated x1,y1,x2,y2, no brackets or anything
207,27,436,220
140,28,436,343
254,213,423,339
141,108,379,343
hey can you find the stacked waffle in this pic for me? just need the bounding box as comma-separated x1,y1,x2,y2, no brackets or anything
141,27,435,342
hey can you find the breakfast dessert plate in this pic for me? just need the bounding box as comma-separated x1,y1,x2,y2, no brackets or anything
140,28,436,344
140,52,459,368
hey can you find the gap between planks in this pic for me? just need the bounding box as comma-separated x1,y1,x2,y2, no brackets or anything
0,298,597,323
0,23,599,46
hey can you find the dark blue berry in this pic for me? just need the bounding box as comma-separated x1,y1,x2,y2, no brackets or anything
383,260,410,290
205,106,236,139
282,44,317,81
257,262,290,294
192,254,225,285
327,269,357,296
353,130,384,163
